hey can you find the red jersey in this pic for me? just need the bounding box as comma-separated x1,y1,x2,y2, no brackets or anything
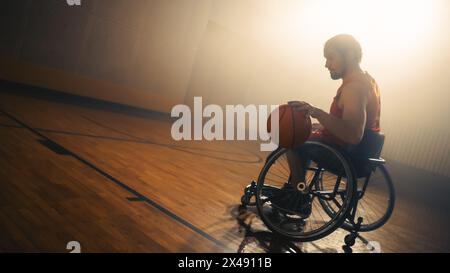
312,72,381,146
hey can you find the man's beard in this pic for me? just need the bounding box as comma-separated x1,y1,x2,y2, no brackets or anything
330,66,346,80
330,71,342,80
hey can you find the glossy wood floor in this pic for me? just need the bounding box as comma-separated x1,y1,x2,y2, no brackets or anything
0,82,449,253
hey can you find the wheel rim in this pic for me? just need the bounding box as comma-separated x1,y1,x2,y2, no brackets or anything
256,142,356,241
318,163,395,231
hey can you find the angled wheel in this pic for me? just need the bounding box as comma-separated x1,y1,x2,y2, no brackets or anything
255,141,357,242
318,164,395,232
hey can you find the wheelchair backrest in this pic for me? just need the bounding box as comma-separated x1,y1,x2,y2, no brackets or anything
349,130,385,160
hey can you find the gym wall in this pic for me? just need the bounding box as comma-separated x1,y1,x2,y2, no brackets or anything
0,0,211,113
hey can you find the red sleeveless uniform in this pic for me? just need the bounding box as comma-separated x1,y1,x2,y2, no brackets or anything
312,72,381,146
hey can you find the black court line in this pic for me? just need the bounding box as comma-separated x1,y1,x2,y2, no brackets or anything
0,109,229,250
80,115,263,163
81,115,145,142
0,122,263,164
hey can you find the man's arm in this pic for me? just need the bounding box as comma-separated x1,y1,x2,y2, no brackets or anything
313,83,368,144
289,83,368,144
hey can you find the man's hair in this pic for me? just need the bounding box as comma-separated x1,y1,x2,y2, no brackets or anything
325,34,362,63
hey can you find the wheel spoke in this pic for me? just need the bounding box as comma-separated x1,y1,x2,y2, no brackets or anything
256,144,359,241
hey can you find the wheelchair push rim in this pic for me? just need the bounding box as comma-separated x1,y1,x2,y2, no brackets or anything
255,142,357,242
317,164,395,232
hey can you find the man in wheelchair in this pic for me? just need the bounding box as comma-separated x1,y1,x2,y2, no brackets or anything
280,34,382,215
242,34,394,247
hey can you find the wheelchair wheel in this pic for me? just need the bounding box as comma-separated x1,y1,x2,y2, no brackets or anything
255,141,357,242
318,164,395,232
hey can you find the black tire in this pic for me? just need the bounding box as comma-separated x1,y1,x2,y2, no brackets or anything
319,164,395,232
344,234,356,246
241,195,249,206
255,142,357,242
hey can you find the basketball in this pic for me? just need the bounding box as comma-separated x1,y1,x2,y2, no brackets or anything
267,104,312,149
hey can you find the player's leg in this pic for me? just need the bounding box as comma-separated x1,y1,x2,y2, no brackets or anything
286,148,309,190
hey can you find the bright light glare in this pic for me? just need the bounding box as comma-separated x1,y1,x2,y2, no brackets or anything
289,0,439,60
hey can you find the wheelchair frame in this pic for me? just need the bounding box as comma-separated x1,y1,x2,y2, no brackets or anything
241,141,395,253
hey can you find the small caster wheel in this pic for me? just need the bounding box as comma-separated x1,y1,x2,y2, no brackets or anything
241,181,256,207
241,195,249,207
344,234,356,246
342,245,353,253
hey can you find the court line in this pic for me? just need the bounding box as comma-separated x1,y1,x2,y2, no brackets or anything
0,124,262,163
80,115,146,142
0,122,262,164
80,115,263,163
0,109,229,251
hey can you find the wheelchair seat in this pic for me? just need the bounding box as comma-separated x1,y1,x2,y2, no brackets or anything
347,130,385,178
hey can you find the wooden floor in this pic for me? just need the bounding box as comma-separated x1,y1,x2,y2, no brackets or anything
0,82,449,253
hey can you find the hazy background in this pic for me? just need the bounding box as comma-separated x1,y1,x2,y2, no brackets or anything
0,0,449,176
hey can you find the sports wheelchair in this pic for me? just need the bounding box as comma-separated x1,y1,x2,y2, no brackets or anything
241,131,395,252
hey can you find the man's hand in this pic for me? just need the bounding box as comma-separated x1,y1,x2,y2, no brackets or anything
288,101,320,118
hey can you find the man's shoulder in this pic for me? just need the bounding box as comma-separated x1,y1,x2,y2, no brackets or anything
339,81,370,107
346,71,374,89
341,81,370,98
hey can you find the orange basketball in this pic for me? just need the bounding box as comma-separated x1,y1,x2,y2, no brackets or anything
267,104,312,149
